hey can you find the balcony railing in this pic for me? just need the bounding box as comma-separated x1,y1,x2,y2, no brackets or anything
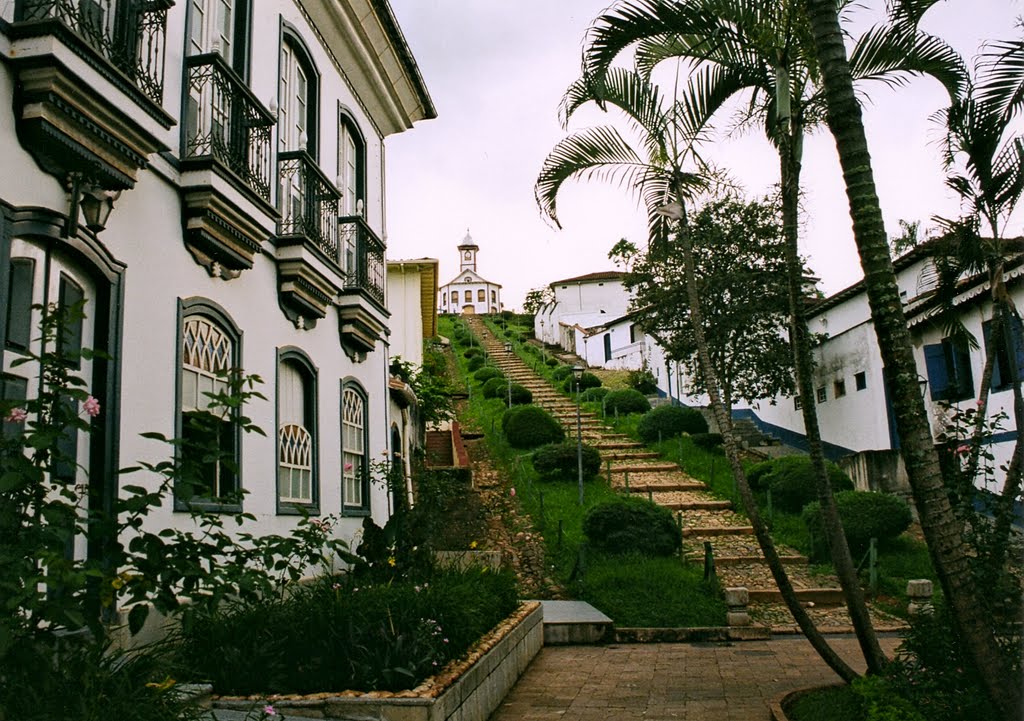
14,0,170,104
184,53,275,202
339,216,386,305
278,150,341,261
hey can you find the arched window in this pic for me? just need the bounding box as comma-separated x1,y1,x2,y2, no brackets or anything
177,299,242,509
441,292,446,305
477,289,485,302
464,290,472,303
187,0,251,70
279,33,318,154
342,381,369,513
337,111,365,216
490,290,496,303
278,348,318,512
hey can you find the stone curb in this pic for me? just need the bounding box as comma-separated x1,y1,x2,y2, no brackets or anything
613,626,771,643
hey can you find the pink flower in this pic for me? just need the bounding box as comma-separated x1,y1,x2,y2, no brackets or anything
344,463,353,471
509,487,516,497
956,444,971,455
4,407,27,423
263,705,276,716
83,396,101,417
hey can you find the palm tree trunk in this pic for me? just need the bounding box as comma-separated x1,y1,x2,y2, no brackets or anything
802,1,1020,717
777,126,887,674
671,179,858,682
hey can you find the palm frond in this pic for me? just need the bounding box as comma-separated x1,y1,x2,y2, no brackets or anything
886,0,944,27
848,24,967,101
560,68,670,161
977,39,1024,123
534,126,652,228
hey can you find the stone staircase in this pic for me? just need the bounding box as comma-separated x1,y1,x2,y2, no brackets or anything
464,317,901,631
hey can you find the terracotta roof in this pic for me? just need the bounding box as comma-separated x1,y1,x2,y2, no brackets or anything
549,271,624,286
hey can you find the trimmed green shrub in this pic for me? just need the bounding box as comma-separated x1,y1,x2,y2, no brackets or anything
746,459,775,490
531,442,602,481
481,377,509,399
583,498,682,557
503,405,564,449
580,387,610,403
691,432,723,451
544,357,559,367
763,456,855,512
627,369,659,394
473,366,504,383
463,347,483,359
551,365,572,381
603,389,651,415
466,355,485,372
563,371,602,393
509,384,533,405
637,405,708,442
803,491,913,558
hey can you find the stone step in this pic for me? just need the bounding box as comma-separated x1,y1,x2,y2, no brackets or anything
535,600,613,644
594,441,646,450
610,463,680,473
746,588,846,606
656,499,734,511
620,481,706,493
685,554,807,566
682,525,755,537
599,451,660,460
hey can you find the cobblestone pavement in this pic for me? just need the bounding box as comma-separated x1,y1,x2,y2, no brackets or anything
490,635,902,721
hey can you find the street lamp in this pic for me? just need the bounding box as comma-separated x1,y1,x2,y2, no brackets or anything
505,342,513,407
571,364,585,505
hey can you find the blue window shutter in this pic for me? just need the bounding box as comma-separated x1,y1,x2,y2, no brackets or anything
924,344,949,400
983,321,1003,389
951,341,973,400
1012,316,1024,381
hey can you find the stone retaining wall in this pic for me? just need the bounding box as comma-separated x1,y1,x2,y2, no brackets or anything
213,602,543,721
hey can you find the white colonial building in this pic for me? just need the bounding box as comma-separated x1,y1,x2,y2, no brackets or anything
438,230,502,314
534,271,630,353
0,0,434,560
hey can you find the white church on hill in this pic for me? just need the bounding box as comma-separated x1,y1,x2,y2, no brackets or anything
438,230,503,314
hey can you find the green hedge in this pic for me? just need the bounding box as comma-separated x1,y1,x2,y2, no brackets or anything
531,442,602,481
463,347,483,359
481,377,509,399
581,387,610,403
509,384,533,405
551,365,572,381
603,389,651,415
473,366,504,383
583,498,682,557
466,355,486,372
761,456,855,512
637,405,708,442
502,405,564,449
563,371,602,393
174,568,519,695
802,491,913,558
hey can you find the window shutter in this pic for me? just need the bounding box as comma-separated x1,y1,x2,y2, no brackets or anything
924,343,949,401
950,341,973,399
6,258,34,350
983,321,1003,389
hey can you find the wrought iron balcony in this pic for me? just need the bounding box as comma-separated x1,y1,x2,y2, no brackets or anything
13,0,171,104
339,215,386,305
183,53,275,202
277,151,341,262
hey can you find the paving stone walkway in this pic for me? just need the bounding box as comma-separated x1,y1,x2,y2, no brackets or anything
489,635,901,721
464,317,903,631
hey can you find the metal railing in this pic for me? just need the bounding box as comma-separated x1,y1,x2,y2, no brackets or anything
183,53,275,202
277,150,340,261
15,0,170,104
339,215,386,305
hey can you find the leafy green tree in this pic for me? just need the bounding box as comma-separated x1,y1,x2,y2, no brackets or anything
802,0,1020,715
522,287,554,315
626,193,795,413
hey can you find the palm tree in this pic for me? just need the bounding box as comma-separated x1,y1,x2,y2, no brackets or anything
535,66,860,682
579,0,965,674
931,37,1024,601
802,0,1020,717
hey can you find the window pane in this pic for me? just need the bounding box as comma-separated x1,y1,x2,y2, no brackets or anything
6,258,34,350
58,274,84,369
1,374,28,439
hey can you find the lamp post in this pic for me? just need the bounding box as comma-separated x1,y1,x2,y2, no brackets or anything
571,364,584,505
504,341,513,407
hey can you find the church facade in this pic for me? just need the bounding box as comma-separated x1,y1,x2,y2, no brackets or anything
438,231,502,314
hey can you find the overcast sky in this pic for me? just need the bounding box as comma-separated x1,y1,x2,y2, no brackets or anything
384,1,1021,310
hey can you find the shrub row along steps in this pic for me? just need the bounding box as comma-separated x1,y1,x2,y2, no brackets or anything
465,317,900,630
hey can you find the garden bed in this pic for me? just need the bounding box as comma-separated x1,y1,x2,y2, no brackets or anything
212,601,543,721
